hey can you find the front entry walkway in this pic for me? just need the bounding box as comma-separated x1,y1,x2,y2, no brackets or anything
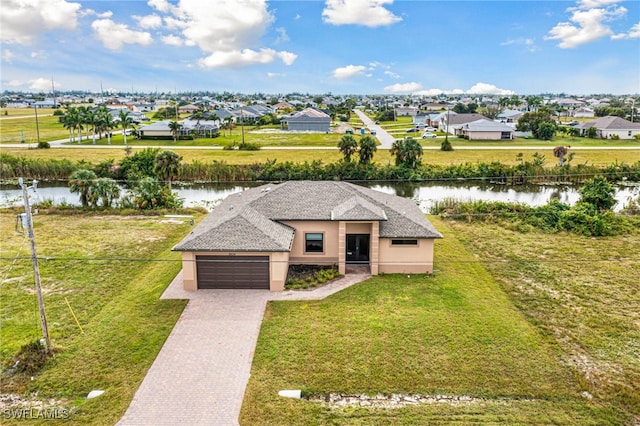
117,268,371,426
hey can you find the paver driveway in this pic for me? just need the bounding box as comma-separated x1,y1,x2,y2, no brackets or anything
117,268,370,426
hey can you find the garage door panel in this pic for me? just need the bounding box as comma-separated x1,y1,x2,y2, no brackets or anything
196,255,269,289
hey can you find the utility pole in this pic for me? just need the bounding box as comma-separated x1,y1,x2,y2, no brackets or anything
20,178,51,353
34,106,41,144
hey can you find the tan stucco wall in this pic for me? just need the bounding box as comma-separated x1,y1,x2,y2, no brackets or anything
467,131,513,140
181,251,290,292
281,221,340,267
378,238,435,274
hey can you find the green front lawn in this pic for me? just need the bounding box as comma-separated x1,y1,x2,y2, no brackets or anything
240,218,624,424
0,212,202,425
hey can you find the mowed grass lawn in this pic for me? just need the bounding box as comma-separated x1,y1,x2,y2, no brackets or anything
0,212,201,425
3,146,639,168
0,110,66,144
240,217,629,425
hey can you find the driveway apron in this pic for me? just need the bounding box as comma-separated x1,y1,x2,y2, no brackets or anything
117,269,370,426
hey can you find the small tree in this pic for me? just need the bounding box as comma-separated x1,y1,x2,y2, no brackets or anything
585,127,597,138
168,120,182,143
338,134,358,162
553,146,570,166
440,137,453,151
579,176,616,211
358,135,377,164
118,109,133,145
537,122,556,140
154,150,182,189
391,138,423,168
89,177,120,208
69,169,97,208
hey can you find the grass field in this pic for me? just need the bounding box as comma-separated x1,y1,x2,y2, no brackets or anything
0,212,202,425
239,217,637,425
3,145,639,169
0,110,65,144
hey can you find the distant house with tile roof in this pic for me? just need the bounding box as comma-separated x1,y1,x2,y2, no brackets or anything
280,108,330,132
455,119,515,140
173,181,442,291
576,116,640,139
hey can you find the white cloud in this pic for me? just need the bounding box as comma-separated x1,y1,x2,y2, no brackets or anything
414,88,444,96
612,22,640,39
466,82,515,95
275,27,289,44
7,79,24,87
384,82,422,94
1,0,82,45
161,35,184,46
80,9,112,18
134,14,163,29
413,83,514,96
546,2,628,48
198,48,293,68
29,77,60,91
322,0,402,27
2,49,15,63
277,51,298,65
91,19,153,50
384,70,400,79
148,0,175,14
500,38,538,52
333,64,367,79
576,0,620,9
267,72,285,78
149,0,295,68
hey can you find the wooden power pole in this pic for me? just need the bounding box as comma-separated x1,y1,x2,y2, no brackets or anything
19,178,51,352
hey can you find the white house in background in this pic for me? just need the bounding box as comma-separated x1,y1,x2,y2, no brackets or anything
281,108,330,132
395,106,420,116
576,116,640,140
573,107,595,118
496,109,524,123
455,119,515,140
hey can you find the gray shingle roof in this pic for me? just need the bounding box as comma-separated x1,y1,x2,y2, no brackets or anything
173,181,442,252
577,116,640,130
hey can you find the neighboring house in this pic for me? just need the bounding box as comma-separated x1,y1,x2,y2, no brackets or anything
395,106,419,116
576,116,640,139
179,104,200,114
183,118,220,138
456,119,515,140
573,107,595,118
173,181,443,291
496,109,524,123
412,114,428,127
440,113,488,134
281,108,331,132
138,120,188,138
272,102,294,112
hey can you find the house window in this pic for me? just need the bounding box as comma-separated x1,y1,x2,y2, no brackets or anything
305,233,324,253
629,131,633,137
501,132,512,140
391,239,418,246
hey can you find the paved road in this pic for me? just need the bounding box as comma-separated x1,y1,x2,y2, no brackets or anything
352,109,396,148
117,269,371,426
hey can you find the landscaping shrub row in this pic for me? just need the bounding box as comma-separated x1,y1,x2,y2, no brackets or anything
2,152,640,185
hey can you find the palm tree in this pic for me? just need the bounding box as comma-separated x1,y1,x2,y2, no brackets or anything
100,109,115,145
338,134,358,162
78,106,90,142
168,120,182,143
391,138,423,168
118,109,133,145
358,135,377,164
69,169,97,208
553,145,570,166
63,107,79,143
89,177,120,208
154,150,182,189
224,117,233,136
85,108,98,144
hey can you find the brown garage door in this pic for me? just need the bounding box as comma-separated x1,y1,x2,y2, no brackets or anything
196,255,270,289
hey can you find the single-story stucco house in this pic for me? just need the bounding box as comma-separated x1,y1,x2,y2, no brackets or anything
456,119,515,140
576,116,640,139
280,108,330,132
173,181,443,291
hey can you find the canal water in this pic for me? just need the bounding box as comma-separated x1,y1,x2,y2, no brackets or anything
2,181,638,212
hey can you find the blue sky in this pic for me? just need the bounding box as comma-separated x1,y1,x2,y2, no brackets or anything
1,0,639,95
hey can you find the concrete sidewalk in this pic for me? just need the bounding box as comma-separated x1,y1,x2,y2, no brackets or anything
117,268,370,426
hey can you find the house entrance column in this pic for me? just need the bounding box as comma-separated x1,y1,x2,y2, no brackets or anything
338,221,346,275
